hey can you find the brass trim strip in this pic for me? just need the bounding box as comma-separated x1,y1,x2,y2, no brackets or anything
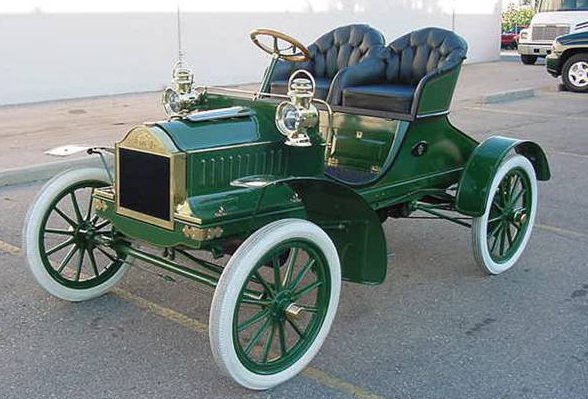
174,212,203,226
187,141,273,154
94,187,115,200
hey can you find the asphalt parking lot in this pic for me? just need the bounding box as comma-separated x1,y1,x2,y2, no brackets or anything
0,64,587,399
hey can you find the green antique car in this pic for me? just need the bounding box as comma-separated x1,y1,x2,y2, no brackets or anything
24,25,550,389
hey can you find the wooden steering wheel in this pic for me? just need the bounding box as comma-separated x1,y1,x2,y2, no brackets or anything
250,29,311,62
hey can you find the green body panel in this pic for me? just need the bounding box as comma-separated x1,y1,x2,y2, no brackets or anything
324,112,400,173
283,178,387,285
96,194,305,249
158,118,259,151
357,115,477,208
455,136,550,216
416,66,461,116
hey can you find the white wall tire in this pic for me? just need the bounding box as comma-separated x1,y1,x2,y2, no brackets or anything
23,168,129,301
209,219,341,390
472,155,538,275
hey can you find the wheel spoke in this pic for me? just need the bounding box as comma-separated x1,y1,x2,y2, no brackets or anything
70,191,84,223
94,220,111,231
292,280,322,300
499,226,506,256
300,305,318,313
253,271,275,297
44,228,73,236
490,229,500,254
510,186,525,207
95,245,118,262
74,250,85,282
273,254,282,291
283,248,299,287
286,317,305,338
54,207,78,228
46,237,75,256
244,317,272,355
506,224,514,247
509,220,521,232
238,308,271,332
56,245,79,274
499,181,507,207
86,189,94,220
491,198,504,213
489,220,502,238
241,298,272,307
488,216,502,224
288,259,315,291
508,175,520,201
261,321,276,363
86,248,100,277
278,321,287,355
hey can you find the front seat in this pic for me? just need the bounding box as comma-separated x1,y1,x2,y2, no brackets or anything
328,27,468,116
269,24,385,100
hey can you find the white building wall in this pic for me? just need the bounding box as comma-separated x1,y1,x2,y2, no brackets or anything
0,1,501,105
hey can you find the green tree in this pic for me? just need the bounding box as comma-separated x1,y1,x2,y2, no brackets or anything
502,4,535,32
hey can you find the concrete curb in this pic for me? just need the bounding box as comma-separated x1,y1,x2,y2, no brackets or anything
0,157,113,187
482,88,535,104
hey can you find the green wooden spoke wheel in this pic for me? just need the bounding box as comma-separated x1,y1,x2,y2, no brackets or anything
472,155,538,274
24,168,129,301
209,219,341,390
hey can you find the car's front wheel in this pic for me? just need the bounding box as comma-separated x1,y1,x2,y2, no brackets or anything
23,168,129,301
209,219,341,390
562,53,588,93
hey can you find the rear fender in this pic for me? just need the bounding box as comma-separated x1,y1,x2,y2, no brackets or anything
455,136,550,217
258,177,387,285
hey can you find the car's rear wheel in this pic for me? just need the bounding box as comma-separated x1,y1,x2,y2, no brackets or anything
520,54,537,65
562,53,588,93
471,156,538,275
24,168,129,301
209,219,341,390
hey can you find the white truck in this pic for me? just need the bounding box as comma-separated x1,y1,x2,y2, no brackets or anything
518,0,588,64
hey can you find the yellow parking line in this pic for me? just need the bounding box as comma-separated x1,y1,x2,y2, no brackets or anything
0,238,389,399
303,367,389,399
111,288,389,399
110,287,208,333
549,150,588,160
0,239,21,256
536,223,588,240
463,105,588,121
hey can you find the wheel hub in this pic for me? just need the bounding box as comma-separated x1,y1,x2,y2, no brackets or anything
272,291,294,321
74,221,97,245
511,208,527,224
569,61,588,87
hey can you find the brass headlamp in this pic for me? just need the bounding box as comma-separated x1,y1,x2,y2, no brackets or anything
275,70,319,147
162,53,202,117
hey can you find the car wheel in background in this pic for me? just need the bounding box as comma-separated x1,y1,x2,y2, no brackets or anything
562,53,588,93
520,54,538,65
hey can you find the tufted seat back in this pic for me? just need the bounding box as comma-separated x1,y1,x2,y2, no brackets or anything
329,27,467,115
384,27,468,85
307,24,385,79
269,24,385,99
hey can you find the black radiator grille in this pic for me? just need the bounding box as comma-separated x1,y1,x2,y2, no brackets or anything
118,148,170,221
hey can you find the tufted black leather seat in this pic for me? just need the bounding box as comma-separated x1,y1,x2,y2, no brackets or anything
328,27,468,115
269,24,385,100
